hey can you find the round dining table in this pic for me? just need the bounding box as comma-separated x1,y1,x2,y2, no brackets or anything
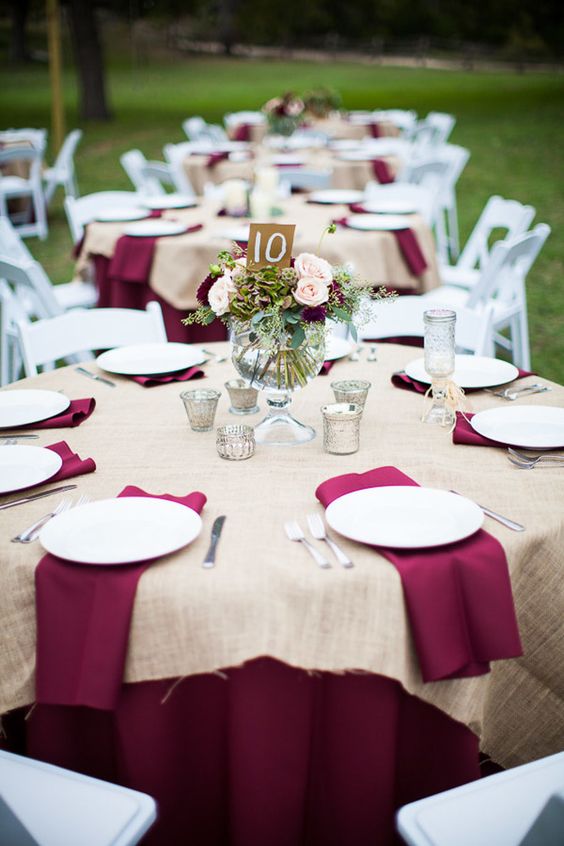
1,342,563,846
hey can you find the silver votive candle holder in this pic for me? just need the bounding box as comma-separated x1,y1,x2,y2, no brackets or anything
216,424,256,460
330,379,372,411
180,389,221,432
224,379,259,415
321,403,363,455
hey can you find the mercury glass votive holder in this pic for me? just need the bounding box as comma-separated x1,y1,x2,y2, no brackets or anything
330,379,372,412
224,379,259,415
180,389,221,432
321,403,363,455
216,424,256,460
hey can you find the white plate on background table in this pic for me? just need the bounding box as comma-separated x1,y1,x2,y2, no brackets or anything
216,225,250,243
122,220,188,238
344,214,409,231
94,207,148,223
0,389,70,428
326,487,484,549
139,194,198,210
40,497,202,565
96,342,206,376
337,151,378,162
360,199,419,215
405,356,519,390
269,154,307,166
324,336,355,361
470,406,564,449
0,445,62,494
308,189,364,205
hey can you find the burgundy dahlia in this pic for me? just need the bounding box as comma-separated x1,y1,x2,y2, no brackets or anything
301,305,327,323
196,274,215,305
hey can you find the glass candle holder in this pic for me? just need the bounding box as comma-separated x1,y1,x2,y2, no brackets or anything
180,389,221,432
330,379,371,412
321,403,363,455
422,309,456,427
216,424,255,460
224,379,259,415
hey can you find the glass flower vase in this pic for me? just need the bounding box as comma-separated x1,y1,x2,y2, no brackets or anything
231,320,325,445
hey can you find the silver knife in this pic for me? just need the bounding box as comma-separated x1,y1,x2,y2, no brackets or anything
449,490,525,532
0,484,78,511
0,434,39,439
202,515,226,568
75,366,116,387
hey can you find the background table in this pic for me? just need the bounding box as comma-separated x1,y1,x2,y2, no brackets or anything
1,344,563,844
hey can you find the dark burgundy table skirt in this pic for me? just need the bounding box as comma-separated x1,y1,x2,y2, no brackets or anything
3,658,479,846
93,255,228,344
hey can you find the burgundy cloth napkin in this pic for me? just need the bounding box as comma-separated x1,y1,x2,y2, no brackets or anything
315,467,522,682
319,361,335,375
232,124,251,142
206,152,229,168
333,218,428,277
393,367,535,396
371,158,395,184
453,413,506,447
35,485,207,710
109,225,204,284
131,366,205,387
12,398,96,429
369,123,382,138
45,440,96,483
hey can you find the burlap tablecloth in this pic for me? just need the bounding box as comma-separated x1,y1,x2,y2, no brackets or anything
76,195,439,310
226,116,400,145
1,344,563,769
183,147,402,195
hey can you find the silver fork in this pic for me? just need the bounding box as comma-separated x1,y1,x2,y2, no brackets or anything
507,448,564,469
307,513,353,568
202,348,229,363
484,383,550,400
284,520,331,569
11,495,90,544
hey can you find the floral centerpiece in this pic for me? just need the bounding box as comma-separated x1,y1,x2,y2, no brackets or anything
184,228,390,445
262,91,306,137
303,87,342,119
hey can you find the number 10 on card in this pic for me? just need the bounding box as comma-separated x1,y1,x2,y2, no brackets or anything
247,223,296,271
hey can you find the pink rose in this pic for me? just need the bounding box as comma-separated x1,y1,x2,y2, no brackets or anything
293,276,329,307
294,252,333,285
208,276,233,315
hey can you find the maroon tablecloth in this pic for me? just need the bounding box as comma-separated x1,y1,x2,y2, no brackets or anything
93,255,228,344
4,658,480,846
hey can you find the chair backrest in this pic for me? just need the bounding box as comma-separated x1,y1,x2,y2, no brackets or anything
0,128,47,151
363,183,439,225
182,117,228,144
162,144,197,195
467,223,551,310
0,217,34,263
224,111,266,129
457,195,536,271
64,191,142,243
412,112,456,153
17,301,168,376
357,295,495,356
51,129,82,179
371,109,418,136
120,149,176,197
0,145,43,185
0,254,64,319
403,145,470,202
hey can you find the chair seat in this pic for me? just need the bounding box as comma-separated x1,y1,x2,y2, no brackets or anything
438,264,480,289
54,280,97,310
0,176,32,195
422,285,521,322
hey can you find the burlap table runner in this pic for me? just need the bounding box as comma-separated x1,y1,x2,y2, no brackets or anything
1,344,563,769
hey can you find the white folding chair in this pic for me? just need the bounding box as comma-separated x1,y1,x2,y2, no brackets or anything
224,110,266,130
17,301,167,377
0,282,25,385
0,219,96,311
422,223,551,369
439,195,535,289
356,295,495,356
162,144,198,196
64,191,142,244
0,128,47,150
363,182,439,226
412,111,456,154
278,169,332,193
397,751,564,846
182,116,228,143
0,144,48,240
43,129,82,206
0,749,156,846
371,109,418,138
120,149,176,197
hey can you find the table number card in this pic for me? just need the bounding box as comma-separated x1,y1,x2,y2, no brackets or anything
247,223,296,271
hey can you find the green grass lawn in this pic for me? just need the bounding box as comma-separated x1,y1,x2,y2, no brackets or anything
1,52,563,380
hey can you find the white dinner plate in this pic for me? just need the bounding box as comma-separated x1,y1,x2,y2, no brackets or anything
470,406,564,449
337,151,377,161
190,142,250,154
122,220,188,238
0,389,70,428
39,497,202,565
404,355,519,390
96,343,206,376
308,189,365,205
360,199,419,215
139,194,198,210
0,445,63,494
325,336,355,361
344,214,410,231
270,154,307,166
217,225,250,243
95,207,148,223
328,140,363,151
326,487,484,549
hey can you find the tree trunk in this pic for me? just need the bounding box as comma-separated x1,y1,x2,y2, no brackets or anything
10,0,30,63
218,0,239,56
65,0,112,121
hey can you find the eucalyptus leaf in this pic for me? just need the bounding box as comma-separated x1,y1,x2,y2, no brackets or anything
290,325,305,349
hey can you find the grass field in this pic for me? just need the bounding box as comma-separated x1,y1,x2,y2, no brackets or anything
1,51,563,380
